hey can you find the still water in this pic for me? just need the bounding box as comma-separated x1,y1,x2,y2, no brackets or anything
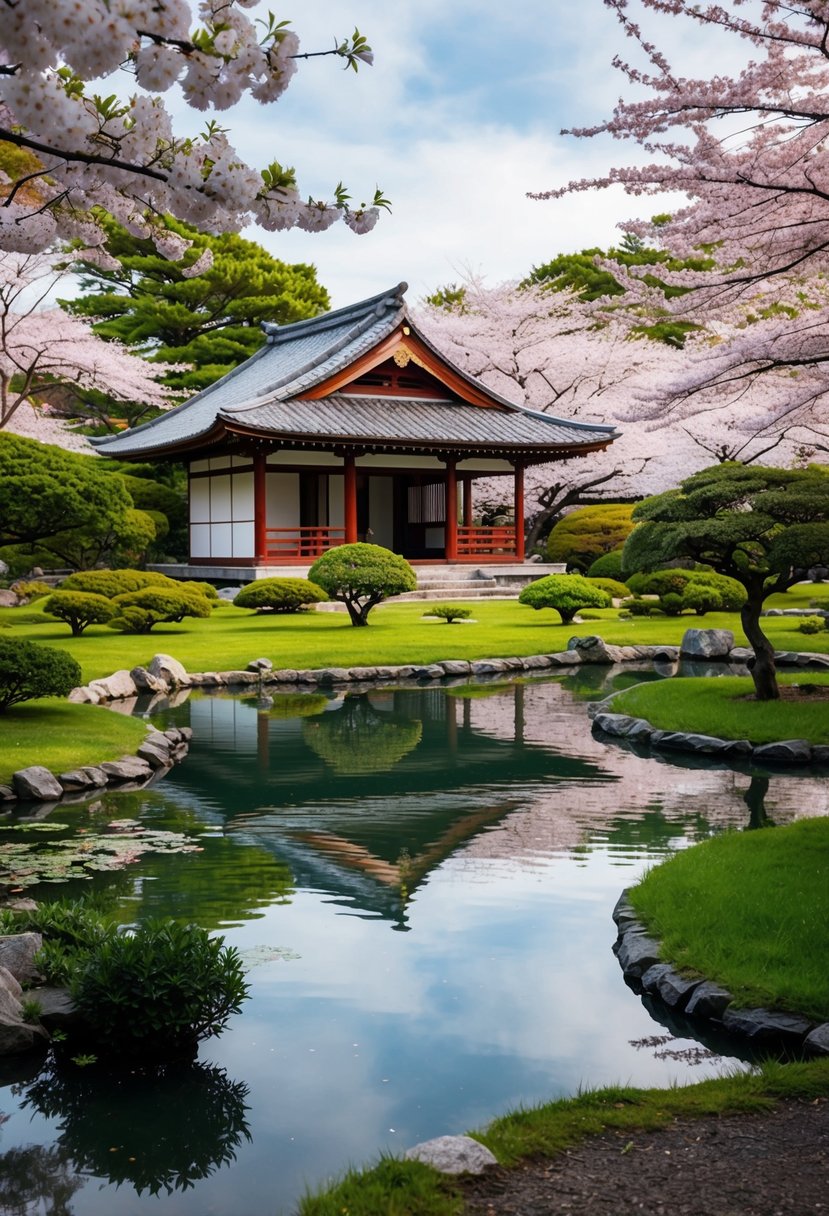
1,666,826,1215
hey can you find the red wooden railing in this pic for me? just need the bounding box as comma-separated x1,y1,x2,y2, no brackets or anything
265,526,346,559
456,525,517,556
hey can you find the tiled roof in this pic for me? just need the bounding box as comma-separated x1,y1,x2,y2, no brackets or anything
91,282,618,458
224,393,615,453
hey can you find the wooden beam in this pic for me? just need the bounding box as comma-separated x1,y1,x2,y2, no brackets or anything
254,451,268,562
445,459,458,561
462,476,473,526
513,462,525,561
343,452,358,543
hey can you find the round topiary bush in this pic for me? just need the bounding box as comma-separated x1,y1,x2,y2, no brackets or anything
60,569,175,597
681,583,723,616
586,576,629,600
0,637,82,712
43,590,116,636
798,615,827,635
308,543,416,626
586,549,627,581
71,919,249,1060
108,586,213,633
518,573,611,623
234,577,328,613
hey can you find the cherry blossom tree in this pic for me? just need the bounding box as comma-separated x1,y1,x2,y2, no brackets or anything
0,251,173,431
533,0,829,441
0,4,384,263
418,280,800,549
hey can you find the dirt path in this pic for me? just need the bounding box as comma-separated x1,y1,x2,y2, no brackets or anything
460,1097,829,1215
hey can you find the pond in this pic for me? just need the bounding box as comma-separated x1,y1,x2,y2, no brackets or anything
1,665,826,1216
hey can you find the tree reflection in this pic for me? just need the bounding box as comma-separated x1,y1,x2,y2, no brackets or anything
0,1143,83,1216
743,774,775,830
21,1060,251,1197
302,694,422,775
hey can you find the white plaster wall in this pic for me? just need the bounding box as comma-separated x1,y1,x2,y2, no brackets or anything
266,472,300,527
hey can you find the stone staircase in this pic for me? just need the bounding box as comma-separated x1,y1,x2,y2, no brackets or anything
392,564,564,602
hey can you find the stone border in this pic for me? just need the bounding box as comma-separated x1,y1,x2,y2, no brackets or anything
613,889,829,1058
0,727,192,807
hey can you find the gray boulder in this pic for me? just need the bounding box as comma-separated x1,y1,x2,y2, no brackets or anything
247,657,273,672
137,740,174,770
685,980,733,1020
567,635,619,664
0,969,49,1056
0,589,19,607
148,653,189,685
58,769,100,791
67,685,102,704
404,1135,497,1175
130,665,169,693
752,739,812,765
88,669,137,701
0,785,17,803
440,660,472,675
0,933,43,983
12,766,63,802
616,929,662,979
680,629,735,659
804,1024,829,1056
592,712,644,738
657,732,753,757
28,986,81,1032
721,1007,813,1048
642,964,702,1011
99,757,153,783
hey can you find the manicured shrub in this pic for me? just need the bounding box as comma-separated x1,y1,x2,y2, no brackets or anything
682,583,723,616
586,576,629,600
71,919,249,1059
12,579,52,601
798,615,827,635
518,573,611,623
60,569,174,597
660,591,685,616
626,567,747,613
545,504,636,570
108,586,212,633
0,637,82,712
43,590,116,636
308,543,417,627
423,605,473,623
620,597,653,616
234,577,327,613
586,549,627,581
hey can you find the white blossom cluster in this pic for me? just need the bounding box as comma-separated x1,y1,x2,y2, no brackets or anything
0,2,384,263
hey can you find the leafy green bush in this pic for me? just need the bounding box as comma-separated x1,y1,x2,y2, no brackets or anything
60,569,174,597
308,543,417,626
234,577,327,613
586,548,627,581
682,583,723,616
423,605,473,623
43,590,116,636
660,591,684,616
810,599,829,611
620,597,653,616
0,637,82,712
545,505,636,570
72,919,249,1058
13,580,52,601
518,574,611,623
798,615,827,635
586,577,629,600
108,587,212,633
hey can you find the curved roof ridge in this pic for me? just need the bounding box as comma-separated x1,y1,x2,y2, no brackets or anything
261,282,408,343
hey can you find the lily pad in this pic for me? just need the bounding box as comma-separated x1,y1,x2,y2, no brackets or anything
237,945,301,969
0,821,202,888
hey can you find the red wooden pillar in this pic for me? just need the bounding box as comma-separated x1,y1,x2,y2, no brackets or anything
253,451,268,562
513,462,525,561
462,476,473,526
445,459,458,560
343,452,358,543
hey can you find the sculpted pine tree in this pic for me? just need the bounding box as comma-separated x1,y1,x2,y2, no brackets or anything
623,465,829,700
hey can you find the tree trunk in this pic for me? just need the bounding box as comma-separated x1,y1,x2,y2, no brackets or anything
741,594,779,700
743,775,773,830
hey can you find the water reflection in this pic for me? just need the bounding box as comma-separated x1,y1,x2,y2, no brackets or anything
19,1061,251,1198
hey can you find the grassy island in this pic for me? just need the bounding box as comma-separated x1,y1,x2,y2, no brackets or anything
607,673,829,745
0,701,150,785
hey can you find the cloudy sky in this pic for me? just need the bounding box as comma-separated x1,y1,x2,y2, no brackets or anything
192,0,722,308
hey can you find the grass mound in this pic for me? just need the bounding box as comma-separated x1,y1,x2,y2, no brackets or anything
0,701,150,785
631,817,829,1020
608,673,829,745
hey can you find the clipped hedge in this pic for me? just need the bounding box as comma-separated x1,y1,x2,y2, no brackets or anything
234,577,327,613
43,590,116,636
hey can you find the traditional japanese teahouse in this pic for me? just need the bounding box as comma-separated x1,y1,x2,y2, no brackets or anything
93,283,618,573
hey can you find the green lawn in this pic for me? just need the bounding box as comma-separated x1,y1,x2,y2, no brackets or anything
608,674,829,745
0,701,150,785
630,817,829,1020
1,590,827,685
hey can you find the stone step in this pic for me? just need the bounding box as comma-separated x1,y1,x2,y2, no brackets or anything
393,586,520,601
